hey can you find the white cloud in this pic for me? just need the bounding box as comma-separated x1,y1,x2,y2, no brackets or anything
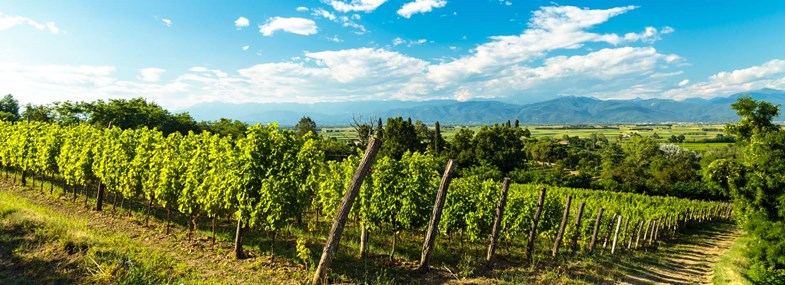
259,17,318,36
326,35,342,42
663,59,785,100
242,45,250,51
338,15,366,34
427,5,639,85
138,68,166,82
329,0,388,13
622,26,674,44
0,12,60,34
296,7,309,12
15,5,779,109
397,0,447,18
161,18,172,27
234,17,249,29
392,37,428,47
312,8,337,21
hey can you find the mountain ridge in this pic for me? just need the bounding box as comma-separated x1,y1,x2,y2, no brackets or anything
183,89,785,126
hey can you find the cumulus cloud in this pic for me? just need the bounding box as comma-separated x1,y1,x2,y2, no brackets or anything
329,0,388,13
10,5,776,109
663,59,785,100
259,17,318,36
138,68,166,82
397,0,447,18
296,7,309,12
234,16,249,29
0,11,60,34
242,45,250,51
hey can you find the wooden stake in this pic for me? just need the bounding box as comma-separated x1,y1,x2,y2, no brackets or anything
312,137,381,285
588,208,604,254
570,202,586,254
611,215,622,254
552,196,572,257
486,177,511,264
526,188,547,263
418,159,457,272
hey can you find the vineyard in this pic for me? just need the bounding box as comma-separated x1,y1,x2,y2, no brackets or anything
0,120,733,284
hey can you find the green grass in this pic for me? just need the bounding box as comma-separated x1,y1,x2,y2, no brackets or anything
0,190,197,284
713,231,752,285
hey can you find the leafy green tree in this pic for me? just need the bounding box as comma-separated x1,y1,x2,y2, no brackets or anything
473,124,525,174
726,95,780,141
448,128,476,168
199,118,248,138
381,117,421,159
0,94,20,121
294,116,318,138
22,104,54,123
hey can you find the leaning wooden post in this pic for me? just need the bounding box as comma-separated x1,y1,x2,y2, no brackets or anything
601,213,617,254
619,216,629,252
552,196,572,257
418,159,457,272
569,202,586,254
627,220,639,250
588,208,604,253
312,137,381,285
486,177,511,264
611,215,622,254
526,188,547,263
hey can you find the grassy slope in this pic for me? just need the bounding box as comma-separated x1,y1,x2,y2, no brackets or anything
0,179,308,284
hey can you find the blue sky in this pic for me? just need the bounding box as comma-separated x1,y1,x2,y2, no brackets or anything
1,0,785,109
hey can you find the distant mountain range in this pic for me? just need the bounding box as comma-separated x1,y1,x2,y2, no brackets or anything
183,88,785,126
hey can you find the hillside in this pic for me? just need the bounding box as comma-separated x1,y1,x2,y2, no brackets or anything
183,89,785,125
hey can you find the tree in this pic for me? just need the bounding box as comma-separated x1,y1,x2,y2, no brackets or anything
726,95,780,141
295,116,318,138
0,94,20,121
22,104,54,123
430,121,445,154
381,117,420,159
473,124,525,174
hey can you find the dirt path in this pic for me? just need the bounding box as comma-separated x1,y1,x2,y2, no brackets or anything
618,222,740,285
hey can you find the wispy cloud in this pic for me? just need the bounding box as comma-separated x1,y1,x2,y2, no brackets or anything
161,18,172,27
397,0,447,18
259,17,318,36
329,0,388,13
0,11,60,34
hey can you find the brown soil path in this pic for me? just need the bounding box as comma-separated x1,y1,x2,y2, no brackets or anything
617,222,740,285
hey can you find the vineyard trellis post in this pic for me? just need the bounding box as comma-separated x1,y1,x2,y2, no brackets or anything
570,202,586,254
312,137,381,285
601,213,617,253
486,177,511,264
417,159,457,272
552,195,572,257
588,208,604,253
526,188,547,263
611,215,622,254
